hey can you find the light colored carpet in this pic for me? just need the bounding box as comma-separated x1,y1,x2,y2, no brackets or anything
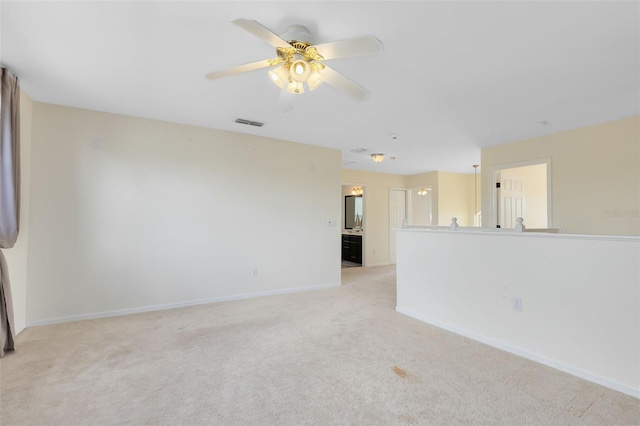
1,265,638,425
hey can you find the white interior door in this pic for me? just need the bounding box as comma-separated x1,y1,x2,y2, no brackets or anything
500,177,525,228
496,163,548,228
389,189,407,264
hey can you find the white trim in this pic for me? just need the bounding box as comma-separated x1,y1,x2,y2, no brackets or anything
15,322,26,335
395,227,640,242
26,282,341,328
490,158,552,228
396,305,640,399
388,187,408,264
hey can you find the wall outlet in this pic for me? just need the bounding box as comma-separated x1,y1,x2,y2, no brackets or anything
252,268,258,278
327,219,337,227
512,296,522,311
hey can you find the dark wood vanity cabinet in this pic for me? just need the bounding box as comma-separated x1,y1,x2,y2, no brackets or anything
342,234,362,264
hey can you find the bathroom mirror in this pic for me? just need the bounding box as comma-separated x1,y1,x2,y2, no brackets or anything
345,195,363,229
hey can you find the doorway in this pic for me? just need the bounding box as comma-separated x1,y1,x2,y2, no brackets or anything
492,160,551,229
342,184,365,268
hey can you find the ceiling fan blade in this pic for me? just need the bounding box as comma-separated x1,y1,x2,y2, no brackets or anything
279,89,295,113
313,35,383,60
204,59,272,80
232,19,293,49
322,66,370,101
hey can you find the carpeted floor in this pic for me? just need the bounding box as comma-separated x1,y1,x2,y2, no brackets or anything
1,265,638,425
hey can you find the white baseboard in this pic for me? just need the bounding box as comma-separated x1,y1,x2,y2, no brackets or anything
396,305,640,400
15,322,26,336
25,282,341,328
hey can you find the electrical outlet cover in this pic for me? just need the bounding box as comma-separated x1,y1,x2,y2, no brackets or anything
513,297,522,311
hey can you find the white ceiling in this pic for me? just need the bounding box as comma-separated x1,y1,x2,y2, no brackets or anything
1,1,638,175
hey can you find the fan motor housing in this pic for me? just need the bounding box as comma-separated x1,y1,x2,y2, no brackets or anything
280,25,316,45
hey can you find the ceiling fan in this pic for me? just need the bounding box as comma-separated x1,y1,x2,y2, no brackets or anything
204,19,383,105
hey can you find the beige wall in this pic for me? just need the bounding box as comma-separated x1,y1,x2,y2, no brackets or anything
4,89,33,333
25,103,342,324
407,187,433,226
343,169,478,264
482,116,640,235
406,171,477,227
405,172,439,225
16,100,636,329
342,169,406,266
437,172,475,227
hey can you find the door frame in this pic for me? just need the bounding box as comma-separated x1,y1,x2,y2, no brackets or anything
490,158,552,228
342,182,367,266
389,187,408,264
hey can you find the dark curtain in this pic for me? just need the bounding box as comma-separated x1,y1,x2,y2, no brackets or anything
0,68,20,357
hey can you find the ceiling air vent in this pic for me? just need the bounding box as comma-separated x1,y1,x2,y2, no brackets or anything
235,118,264,127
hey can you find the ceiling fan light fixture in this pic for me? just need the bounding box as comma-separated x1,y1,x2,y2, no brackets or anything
289,59,311,82
205,20,384,104
286,80,305,94
371,153,385,163
307,68,325,91
268,64,289,88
